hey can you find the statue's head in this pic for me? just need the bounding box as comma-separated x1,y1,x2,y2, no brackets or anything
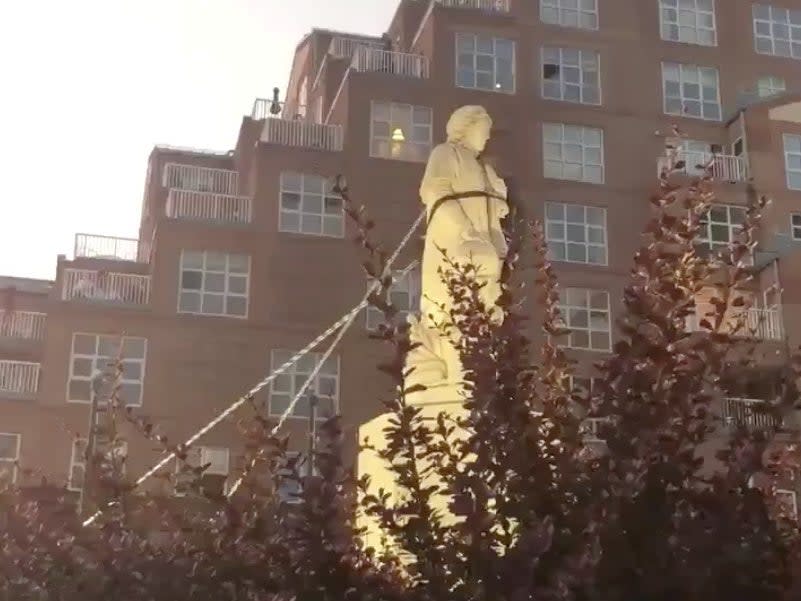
446,105,492,153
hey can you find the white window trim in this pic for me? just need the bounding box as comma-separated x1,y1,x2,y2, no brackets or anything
777,489,799,518
177,251,251,319
753,4,801,60
278,172,345,237
268,350,341,420
366,268,421,331
658,0,717,47
783,134,801,190
368,101,433,163
455,32,517,94
545,202,608,266
558,288,612,352
540,0,599,30
542,123,605,184
0,432,21,485
791,213,801,240
67,437,87,492
174,445,231,497
757,75,787,98
541,46,602,105
661,62,722,122
66,333,147,406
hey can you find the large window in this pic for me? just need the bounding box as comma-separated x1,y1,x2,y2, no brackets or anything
784,134,801,190
541,47,601,105
366,267,421,330
269,351,339,419
791,214,801,240
68,334,147,406
178,251,250,317
175,446,230,497
279,173,344,236
753,4,801,59
456,33,515,93
662,62,721,121
659,0,716,46
0,433,20,485
757,75,787,97
558,288,611,351
68,438,87,492
369,102,432,162
545,202,607,265
698,204,747,251
540,0,598,29
543,123,604,184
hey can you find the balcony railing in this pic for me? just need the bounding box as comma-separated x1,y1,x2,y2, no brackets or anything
436,0,510,11
723,397,781,431
687,307,783,340
0,311,46,341
62,269,151,306
351,47,429,78
166,189,252,224
328,36,385,59
0,360,40,396
261,118,343,151
74,234,141,262
658,152,748,182
162,163,239,196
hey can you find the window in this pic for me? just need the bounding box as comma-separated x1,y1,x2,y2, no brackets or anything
753,4,801,59
0,433,20,485
68,438,87,492
456,33,515,93
366,268,420,330
541,47,601,105
540,0,598,29
791,214,801,240
175,446,230,497
662,62,721,121
776,489,799,519
698,204,747,251
783,134,801,189
545,202,607,265
679,139,716,175
757,75,787,97
276,452,316,504
279,173,344,236
68,334,147,406
178,251,250,317
369,102,432,162
543,123,604,184
269,350,339,419
659,0,716,46
558,288,611,351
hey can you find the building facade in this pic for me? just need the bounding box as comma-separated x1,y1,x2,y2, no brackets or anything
3,0,801,506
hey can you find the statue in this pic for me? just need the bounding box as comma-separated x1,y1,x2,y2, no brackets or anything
406,105,509,402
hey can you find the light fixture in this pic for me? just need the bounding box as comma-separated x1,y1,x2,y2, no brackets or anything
269,87,282,116
391,128,405,142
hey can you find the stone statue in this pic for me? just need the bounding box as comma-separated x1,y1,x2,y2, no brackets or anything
406,105,509,402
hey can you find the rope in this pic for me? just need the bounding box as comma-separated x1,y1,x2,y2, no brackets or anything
82,209,425,526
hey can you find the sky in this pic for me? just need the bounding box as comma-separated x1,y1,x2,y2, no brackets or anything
0,0,397,280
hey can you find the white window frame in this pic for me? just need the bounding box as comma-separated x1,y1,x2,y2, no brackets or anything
697,204,748,251
757,75,787,97
662,62,721,121
791,213,801,240
178,251,250,318
783,134,801,190
558,288,611,352
279,172,344,237
67,333,147,406
277,451,317,505
659,0,717,46
174,445,231,497
0,432,20,485
777,489,799,519
366,267,421,331
541,46,601,105
540,0,599,30
753,4,801,60
369,101,433,163
455,32,516,94
545,202,607,266
269,350,340,420
542,123,604,184
67,437,87,492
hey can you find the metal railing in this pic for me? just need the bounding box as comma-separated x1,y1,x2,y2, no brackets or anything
74,234,141,262
0,361,40,396
687,307,783,340
261,118,343,151
351,47,429,78
436,0,510,11
328,36,385,59
658,152,748,182
0,311,46,340
62,269,151,306
166,189,252,224
162,163,239,196
723,397,780,431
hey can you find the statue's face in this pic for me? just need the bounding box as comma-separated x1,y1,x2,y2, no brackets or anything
464,116,491,153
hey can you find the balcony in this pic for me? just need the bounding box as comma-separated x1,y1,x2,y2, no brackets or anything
0,311,46,341
328,36,385,60
261,118,343,151
687,307,783,340
74,234,142,262
166,189,252,224
658,152,748,183
722,397,781,431
436,0,510,11
162,163,239,196
351,47,429,79
62,269,151,307
0,360,40,398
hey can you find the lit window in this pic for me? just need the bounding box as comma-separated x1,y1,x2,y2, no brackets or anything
67,334,147,406
791,214,801,240
698,204,747,251
0,433,20,485
68,438,87,492
542,123,604,184
558,288,611,351
541,47,601,105
545,202,607,265
753,4,801,59
366,268,420,330
783,134,801,190
540,0,598,29
279,172,344,237
370,101,432,162
269,350,339,419
757,75,787,97
455,33,515,93
178,251,250,317
662,62,721,121
659,0,717,46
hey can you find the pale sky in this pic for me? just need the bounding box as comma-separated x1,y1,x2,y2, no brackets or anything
0,0,396,280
